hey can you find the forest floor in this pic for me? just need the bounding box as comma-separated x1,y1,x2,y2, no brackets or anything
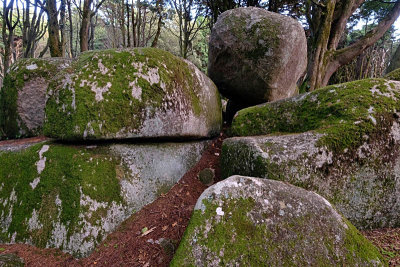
0,134,399,266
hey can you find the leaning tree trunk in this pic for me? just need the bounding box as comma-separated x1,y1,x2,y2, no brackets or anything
308,0,400,90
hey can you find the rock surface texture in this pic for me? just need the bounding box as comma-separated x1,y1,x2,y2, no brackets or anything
44,48,222,140
171,176,385,266
224,78,400,229
0,140,208,256
0,253,25,266
208,7,307,105
0,58,71,139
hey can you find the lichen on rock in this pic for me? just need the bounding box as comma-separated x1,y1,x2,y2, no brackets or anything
230,78,400,153
44,48,222,141
0,140,209,256
171,176,386,266
0,58,71,139
208,7,307,105
223,78,400,229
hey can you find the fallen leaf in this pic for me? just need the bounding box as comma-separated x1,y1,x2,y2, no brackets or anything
172,222,178,227
141,227,156,236
162,226,168,231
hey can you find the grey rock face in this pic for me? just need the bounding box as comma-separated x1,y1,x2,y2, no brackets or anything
221,132,400,229
0,140,209,257
208,7,307,105
171,175,385,266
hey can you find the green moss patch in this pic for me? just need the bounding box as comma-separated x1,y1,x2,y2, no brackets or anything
231,78,400,153
44,48,209,140
172,195,385,266
0,59,59,139
0,142,123,254
385,68,400,81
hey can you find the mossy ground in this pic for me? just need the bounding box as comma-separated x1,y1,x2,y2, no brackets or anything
44,48,205,140
231,78,399,153
171,196,385,266
0,142,123,253
0,59,58,139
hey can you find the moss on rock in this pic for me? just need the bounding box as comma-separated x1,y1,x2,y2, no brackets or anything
231,78,400,153
221,128,400,229
0,58,70,140
384,68,400,81
208,7,307,105
0,142,123,257
0,139,209,256
171,176,386,266
44,48,221,140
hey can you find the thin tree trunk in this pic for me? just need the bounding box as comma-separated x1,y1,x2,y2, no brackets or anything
60,0,66,57
126,2,131,47
67,0,74,57
80,0,92,52
47,0,62,57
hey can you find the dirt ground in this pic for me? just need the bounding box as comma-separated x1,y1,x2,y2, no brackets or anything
0,134,399,266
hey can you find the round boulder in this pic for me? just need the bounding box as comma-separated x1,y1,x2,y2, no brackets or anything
44,48,222,140
0,58,71,139
171,175,385,266
208,7,307,105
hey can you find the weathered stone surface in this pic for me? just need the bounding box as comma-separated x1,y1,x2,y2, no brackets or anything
0,254,24,267
208,7,307,105
224,78,400,229
171,176,385,266
0,140,209,257
0,58,71,140
44,48,222,140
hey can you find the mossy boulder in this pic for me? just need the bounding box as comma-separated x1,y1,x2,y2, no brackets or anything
208,7,307,105
44,48,222,141
0,140,209,256
384,68,400,81
223,78,400,229
0,58,71,140
171,176,386,266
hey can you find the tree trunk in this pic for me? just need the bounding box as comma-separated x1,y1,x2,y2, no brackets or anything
67,0,74,57
387,44,400,73
308,0,400,90
121,2,126,47
47,0,62,57
80,0,92,52
126,2,131,47
60,0,66,57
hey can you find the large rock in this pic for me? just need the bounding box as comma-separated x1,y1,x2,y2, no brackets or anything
224,78,400,229
44,48,222,140
208,7,307,105
0,140,209,256
171,176,385,266
0,58,71,140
